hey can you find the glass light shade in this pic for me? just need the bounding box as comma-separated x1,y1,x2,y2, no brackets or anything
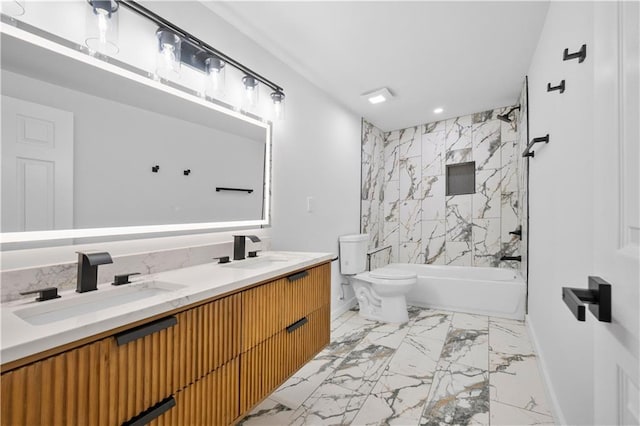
270,90,285,121
155,29,181,80
85,0,119,56
205,56,226,99
241,75,259,110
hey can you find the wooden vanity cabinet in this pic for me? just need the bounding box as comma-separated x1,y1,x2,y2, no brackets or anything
0,261,331,426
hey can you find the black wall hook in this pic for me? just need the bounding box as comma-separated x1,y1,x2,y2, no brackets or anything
152,165,160,173
547,80,566,94
563,44,587,63
183,169,191,176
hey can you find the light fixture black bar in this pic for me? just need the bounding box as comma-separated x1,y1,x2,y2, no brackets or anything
117,0,283,93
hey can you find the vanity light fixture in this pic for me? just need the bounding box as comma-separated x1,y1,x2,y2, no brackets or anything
242,75,259,109
205,55,226,98
85,0,119,55
433,107,444,114
270,90,285,120
155,28,181,80
117,1,285,120
362,87,394,105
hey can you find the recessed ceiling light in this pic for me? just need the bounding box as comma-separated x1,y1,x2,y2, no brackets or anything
434,107,444,114
362,87,394,105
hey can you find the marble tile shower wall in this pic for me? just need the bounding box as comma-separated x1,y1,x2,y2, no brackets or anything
361,106,522,269
516,82,529,279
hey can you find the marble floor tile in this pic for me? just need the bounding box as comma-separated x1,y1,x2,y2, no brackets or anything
288,382,368,426
326,341,396,395
242,306,554,426
490,400,555,426
489,317,534,355
420,362,489,426
272,350,344,409
490,351,552,416
239,398,295,426
408,309,452,342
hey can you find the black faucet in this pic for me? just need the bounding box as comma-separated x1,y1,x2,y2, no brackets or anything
233,235,261,260
77,252,113,293
500,255,522,262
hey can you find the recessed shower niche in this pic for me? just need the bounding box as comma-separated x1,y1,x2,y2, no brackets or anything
446,161,476,196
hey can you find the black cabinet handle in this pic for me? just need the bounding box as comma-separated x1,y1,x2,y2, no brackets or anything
287,270,309,282
562,276,611,322
115,316,178,346
287,317,308,333
123,396,176,426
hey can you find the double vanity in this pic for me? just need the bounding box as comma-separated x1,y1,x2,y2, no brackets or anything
1,251,333,426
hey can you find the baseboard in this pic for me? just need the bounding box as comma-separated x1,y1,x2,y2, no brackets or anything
525,314,567,425
331,296,356,321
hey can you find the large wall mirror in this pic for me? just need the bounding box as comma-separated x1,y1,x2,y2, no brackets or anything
0,18,271,248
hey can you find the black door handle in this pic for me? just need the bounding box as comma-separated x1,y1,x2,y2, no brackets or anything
562,276,611,322
115,316,178,346
287,270,309,282
123,396,176,426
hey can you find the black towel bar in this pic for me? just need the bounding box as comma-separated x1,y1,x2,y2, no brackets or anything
216,187,253,194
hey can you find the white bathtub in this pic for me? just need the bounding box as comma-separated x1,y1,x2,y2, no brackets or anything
388,263,526,320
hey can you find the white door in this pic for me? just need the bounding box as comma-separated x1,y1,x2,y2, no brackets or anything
593,2,640,424
1,96,74,232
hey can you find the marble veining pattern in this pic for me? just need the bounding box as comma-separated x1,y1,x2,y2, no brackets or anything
242,306,553,426
361,102,523,270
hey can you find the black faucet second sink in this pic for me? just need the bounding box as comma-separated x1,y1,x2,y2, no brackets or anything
233,235,261,261
77,251,113,293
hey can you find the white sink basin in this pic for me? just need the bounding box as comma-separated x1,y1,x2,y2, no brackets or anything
222,255,295,270
15,281,185,326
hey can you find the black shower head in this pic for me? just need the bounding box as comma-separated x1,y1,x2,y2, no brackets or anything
496,105,521,123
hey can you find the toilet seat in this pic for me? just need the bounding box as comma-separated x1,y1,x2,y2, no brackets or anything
370,268,416,280
356,268,417,286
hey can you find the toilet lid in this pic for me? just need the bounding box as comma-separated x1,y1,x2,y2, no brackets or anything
370,268,417,280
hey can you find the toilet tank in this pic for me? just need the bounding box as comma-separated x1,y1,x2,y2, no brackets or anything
339,234,369,275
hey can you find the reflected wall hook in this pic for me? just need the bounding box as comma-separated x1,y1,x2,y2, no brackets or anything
152,165,160,173
547,80,566,93
562,276,611,322
563,44,587,63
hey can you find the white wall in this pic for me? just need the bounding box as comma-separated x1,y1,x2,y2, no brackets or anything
526,3,594,424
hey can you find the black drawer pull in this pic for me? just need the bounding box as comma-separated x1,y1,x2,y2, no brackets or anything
287,270,309,282
286,317,308,333
123,396,176,426
115,316,177,346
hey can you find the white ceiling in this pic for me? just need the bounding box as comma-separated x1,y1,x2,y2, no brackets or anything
203,1,549,132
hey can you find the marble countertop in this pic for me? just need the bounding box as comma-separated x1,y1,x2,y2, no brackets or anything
1,251,333,365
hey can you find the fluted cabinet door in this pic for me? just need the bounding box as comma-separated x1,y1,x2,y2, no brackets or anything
0,293,240,426
240,305,331,414
149,359,239,426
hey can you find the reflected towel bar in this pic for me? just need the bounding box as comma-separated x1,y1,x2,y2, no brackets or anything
216,187,253,194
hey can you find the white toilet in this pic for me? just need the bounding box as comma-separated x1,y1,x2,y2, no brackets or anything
339,234,417,323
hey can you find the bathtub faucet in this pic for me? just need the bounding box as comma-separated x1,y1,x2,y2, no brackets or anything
500,255,522,262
